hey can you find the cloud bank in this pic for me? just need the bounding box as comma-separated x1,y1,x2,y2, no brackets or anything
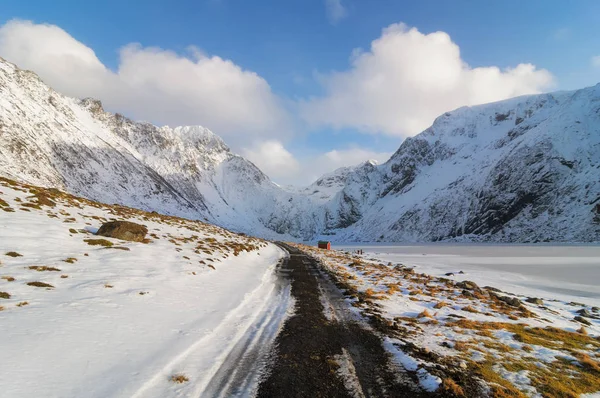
0,20,289,144
301,23,554,137
0,20,557,184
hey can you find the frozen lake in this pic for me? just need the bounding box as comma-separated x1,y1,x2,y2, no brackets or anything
336,244,600,306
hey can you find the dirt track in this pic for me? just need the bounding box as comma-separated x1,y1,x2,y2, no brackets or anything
257,243,426,398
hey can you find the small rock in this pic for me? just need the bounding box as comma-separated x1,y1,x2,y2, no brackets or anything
445,272,455,276
456,280,481,292
576,308,592,318
574,316,592,326
484,286,502,293
495,294,521,307
592,307,599,313
526,297,544,305
459,361,468,369
96,221,148,242
458,271,465,274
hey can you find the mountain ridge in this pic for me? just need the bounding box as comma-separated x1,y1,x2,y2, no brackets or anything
1,56,598,242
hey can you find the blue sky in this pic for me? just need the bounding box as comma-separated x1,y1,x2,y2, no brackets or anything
1,0,599,184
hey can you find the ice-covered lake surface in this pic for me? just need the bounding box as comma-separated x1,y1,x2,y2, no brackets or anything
336,244,600,306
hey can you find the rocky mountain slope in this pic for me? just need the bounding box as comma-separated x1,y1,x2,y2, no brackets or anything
1,56,598,242
0,57,309,239
323,88,600,242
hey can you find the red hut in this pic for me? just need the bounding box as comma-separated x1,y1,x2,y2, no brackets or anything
318,240,331,250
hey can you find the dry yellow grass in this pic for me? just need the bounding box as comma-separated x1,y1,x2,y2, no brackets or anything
170,374,189,383
29,266,61,272
442,378,465,396
84,239,113,247
26,281,54,288
1,276,15,282
576,353,600,372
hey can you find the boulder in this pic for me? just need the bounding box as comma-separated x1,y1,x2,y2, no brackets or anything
96,221,148,242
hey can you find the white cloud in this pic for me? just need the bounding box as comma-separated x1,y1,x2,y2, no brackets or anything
325,0,348,24
318,148,390,171
592,55,600,68
299,147,391,185
301,23,554,137
243,141,391,185
242,141,301,181
0,20,290,144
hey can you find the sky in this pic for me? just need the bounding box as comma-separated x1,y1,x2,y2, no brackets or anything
1,0,599,185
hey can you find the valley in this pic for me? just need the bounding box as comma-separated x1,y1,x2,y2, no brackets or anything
1,56,598,244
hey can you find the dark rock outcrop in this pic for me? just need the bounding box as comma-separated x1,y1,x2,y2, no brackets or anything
96,221,148,242
526,297,544,305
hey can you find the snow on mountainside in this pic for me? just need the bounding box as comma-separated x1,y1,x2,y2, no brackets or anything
0,57,300,239
327,88,600,242
0,56,598,242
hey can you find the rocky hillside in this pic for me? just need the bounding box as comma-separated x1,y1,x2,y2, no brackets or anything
1,56,598,242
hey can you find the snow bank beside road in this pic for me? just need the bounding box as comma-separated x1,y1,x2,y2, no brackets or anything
0,178,286,398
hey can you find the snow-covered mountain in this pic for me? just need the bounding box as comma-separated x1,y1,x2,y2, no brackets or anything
1,56,598,242
320,88,600,242
0,56,299,238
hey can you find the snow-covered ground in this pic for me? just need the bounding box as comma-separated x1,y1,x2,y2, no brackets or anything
0,177,289,398
338,243,600,306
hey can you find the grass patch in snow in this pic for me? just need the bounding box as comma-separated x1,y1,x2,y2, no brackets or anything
16,301,29,307
1,276,15,282
0,291,11,299
84,238,113,247
170,374,189,384
28,266,61,272
26,281,54,288
63,257,77,263
5,251,22,257
442,378,465,397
